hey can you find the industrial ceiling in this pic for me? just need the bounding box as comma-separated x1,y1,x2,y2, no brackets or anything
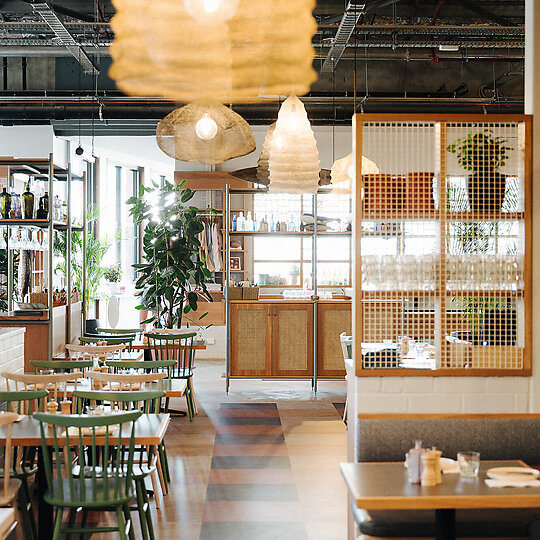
0,0,525,135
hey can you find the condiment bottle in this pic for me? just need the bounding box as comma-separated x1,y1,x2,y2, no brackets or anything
60,400,72,415
421,447,442,487
407,440,425,484
47,401,58,415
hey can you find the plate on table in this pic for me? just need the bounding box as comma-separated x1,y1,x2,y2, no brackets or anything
486,467,539,482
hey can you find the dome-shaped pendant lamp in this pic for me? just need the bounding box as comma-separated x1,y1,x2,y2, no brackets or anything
156,102,256,165
268,95,320,193
330,152,380,193
109,0,318,102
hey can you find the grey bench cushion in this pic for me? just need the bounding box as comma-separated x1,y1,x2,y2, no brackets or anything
352,505,540,537
357,417,540,465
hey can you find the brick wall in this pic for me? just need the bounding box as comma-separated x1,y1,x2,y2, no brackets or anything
0,328,25,378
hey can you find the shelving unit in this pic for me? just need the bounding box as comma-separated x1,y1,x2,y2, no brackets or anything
0,155,86,363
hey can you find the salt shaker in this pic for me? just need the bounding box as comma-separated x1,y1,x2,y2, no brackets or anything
60,400,72,415
421,447,442,487
407,440,425,484
47,401,58,415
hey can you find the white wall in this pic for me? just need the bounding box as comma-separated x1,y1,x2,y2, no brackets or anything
0,125,54,159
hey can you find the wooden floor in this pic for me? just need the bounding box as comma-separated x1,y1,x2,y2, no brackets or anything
88,359,349,539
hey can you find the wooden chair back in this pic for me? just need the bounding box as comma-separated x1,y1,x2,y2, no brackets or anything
340,332,353,361
145,332,196,379
0,390,48,415
87,371,166,391
2,372,83,406
30,359,93,375
66,343,125,363
72,390,165,414
104,359,176,375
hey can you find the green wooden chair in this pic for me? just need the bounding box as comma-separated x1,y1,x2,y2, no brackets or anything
104,359,176,375
33,410,142,540
145,332,197,420
0,390,47,540
96,328,143,338
30,359,94,374
72,391,165,540
80,335,136,351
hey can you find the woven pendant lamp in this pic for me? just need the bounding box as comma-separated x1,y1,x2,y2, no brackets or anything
268,95,320,194
156,103,256,165
330,152,380,193
109,0,317,102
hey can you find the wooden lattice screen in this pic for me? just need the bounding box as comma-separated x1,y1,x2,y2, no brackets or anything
354,114,531,376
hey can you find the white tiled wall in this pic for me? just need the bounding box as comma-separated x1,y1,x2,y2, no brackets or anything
356,376,531,414
0,328,25,377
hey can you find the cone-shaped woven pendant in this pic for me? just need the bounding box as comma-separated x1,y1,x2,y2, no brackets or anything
268,96,319,193
156,103,256,165
330,152,380,193
109,0,317,102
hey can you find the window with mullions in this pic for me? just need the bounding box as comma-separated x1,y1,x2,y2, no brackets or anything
251,192,352,288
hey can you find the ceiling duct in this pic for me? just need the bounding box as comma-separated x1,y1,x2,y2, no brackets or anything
31,2,99,74
320,2,365,73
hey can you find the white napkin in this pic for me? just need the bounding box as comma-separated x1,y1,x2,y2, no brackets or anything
485,478,540,488
441,461,461,474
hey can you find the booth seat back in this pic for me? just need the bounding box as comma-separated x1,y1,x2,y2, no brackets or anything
357,414,540,466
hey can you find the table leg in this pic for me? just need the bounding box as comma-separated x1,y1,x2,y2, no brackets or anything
37,447,53,540
435,509,456,540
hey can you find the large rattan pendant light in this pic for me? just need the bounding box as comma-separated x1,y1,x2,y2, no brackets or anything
109,0,318,102
330,152,380,193
156,103,256,165
268,95,320,193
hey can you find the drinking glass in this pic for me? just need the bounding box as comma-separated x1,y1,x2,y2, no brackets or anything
457,451,480,478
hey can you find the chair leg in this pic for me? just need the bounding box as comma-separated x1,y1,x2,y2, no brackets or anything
135,479,149,540
141,479,156,540
18,478,37,540
188,378,198,415
185,387,194,421
160,442,171,484
79,510,88,540
116,506,128,540
156,453,168,496
52,507,63,540
123,504,135,540
150,469,161,509
13,506,23,540
343,397,348,423
66,508,77,540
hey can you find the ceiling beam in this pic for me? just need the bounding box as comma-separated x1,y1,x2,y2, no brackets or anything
458,0,510,26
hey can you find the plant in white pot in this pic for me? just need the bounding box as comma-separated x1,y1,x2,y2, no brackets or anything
104,265,122,294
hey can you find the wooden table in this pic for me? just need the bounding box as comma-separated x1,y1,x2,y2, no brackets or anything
341,460,540,540
64,377,188,398
0,413,170,540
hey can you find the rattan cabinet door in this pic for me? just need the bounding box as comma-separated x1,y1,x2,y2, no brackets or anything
317,303,351,378
272,304,314,377
229,303,271,377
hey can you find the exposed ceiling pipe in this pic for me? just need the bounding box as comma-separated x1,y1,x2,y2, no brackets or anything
429,0,446,63
31,2,98,74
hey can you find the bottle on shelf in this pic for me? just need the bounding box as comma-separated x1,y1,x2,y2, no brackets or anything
269,214,275,232
253,213,259,232
280,220,288,232
237,212,246,232
22,181,35,219
260,215,268,232
245,211,254,231
232,212,237,231
9,190,21,219
0,188,11,219
276,219,281,232
289,214,295,232
36,199,47,219
40,192,49,219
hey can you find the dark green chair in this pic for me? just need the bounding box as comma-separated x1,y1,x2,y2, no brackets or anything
30,359,94,374
33,410,141,540
80,335,136,351
105,359,176,375
0,390,47,540
72,391,165,540
145,332,196,420
96,328,143,337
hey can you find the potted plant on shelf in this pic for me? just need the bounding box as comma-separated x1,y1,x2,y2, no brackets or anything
127,179,212,329
54,205,119,332
447,129,511,213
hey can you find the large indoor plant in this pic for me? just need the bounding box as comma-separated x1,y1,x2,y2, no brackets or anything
128,179,212,329
447,129,511,213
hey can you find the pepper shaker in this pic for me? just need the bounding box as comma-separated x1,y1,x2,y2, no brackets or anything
421,447,442,487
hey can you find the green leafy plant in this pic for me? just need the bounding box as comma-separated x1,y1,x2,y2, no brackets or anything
104,265,122,283
447,129,510,172
127,179,212,329
54,205,118,317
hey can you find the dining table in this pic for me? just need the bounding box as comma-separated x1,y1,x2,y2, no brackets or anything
0,413,170,540
341,460,540,540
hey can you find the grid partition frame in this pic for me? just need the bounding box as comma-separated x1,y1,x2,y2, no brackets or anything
353,114,532,377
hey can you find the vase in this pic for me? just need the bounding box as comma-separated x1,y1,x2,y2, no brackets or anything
466,171,506,213
0,188,11,219
22,183,34,219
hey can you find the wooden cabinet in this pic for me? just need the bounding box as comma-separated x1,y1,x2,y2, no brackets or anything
229,302,313,378
317,303,351,378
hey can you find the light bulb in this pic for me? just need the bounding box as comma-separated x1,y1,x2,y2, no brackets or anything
195,113,218,140
184,0,239,24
